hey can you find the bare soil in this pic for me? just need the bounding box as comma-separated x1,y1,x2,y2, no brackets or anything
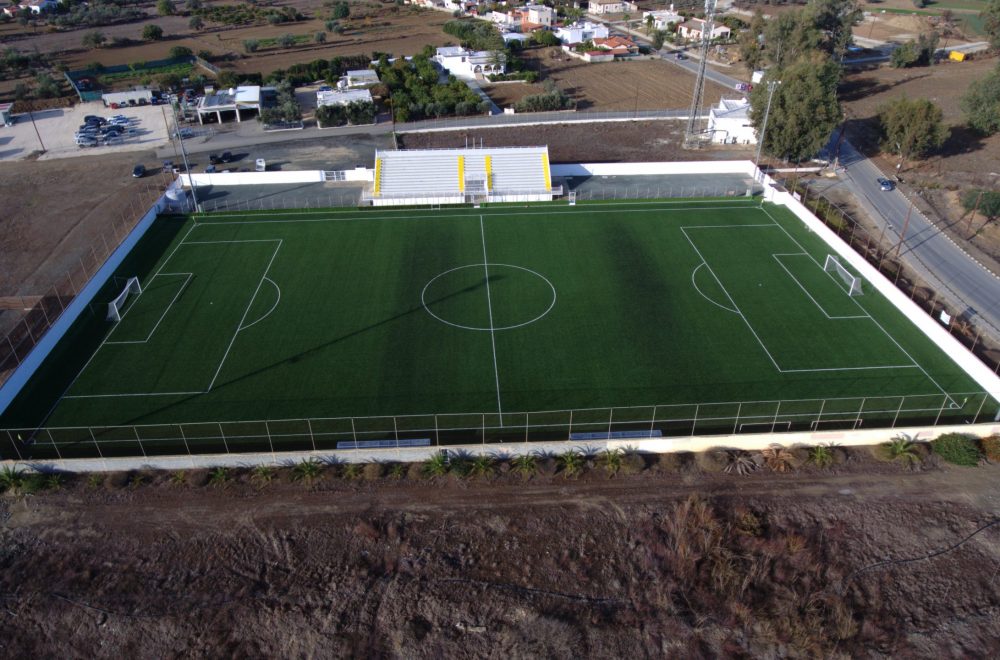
522,48,732,111
840,55,1000,268
2,452,1000,656
481,82,545,110
400,121,755,163
0,150,168,332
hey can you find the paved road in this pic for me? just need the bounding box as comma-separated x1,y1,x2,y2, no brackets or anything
823,137,1000,339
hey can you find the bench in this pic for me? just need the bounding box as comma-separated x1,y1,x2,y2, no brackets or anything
569,430,663,441
336,438,431,450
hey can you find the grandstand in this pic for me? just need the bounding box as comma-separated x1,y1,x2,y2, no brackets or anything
367,147,558,206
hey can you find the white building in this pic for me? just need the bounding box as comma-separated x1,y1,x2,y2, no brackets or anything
588,0,637,15
502,32,531,45
487,10,521,30
521,4,554,28
343,69,380,88
554,21,609,45
26,0,58,13
433,46,505,80
317,88,374,107
677,18,731,41
642,6,682,30
707,97,755,145
196,86,263,124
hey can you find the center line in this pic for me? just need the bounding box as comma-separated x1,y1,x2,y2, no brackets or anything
480,215,503,420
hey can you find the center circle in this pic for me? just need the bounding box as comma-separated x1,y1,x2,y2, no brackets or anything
421,263,557,331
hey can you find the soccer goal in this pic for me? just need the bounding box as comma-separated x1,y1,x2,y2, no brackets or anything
107,277,141,322
823,255,863,296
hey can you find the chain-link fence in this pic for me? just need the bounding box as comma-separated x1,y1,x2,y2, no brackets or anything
4,391,995,461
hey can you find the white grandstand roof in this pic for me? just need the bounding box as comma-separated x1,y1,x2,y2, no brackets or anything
373,147,552,199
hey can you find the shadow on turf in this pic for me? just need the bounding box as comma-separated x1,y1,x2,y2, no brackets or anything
117,274,506,428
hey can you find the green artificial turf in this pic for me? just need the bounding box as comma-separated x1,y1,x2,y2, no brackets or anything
1,199,993,459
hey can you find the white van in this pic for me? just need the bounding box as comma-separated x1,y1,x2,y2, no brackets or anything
255,158,266,172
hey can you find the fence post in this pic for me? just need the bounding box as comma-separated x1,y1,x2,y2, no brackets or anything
350,417,358,449
481,413,486,444
524,412,529,443
306,419,317,452
5,430,24,461
973,393,988,425
691,404,699,436
933,395,948,426
854,398,866,429
264,421,276,461
393,416,399,445
568,409,573,439
732,402,741,434
5,336,20,365
218,423,230,454
87,428,108,471
772,401,783,432
133,426,147,458
650,405,658,435
46,429,63,460
177,424,195,468
434,414,440,446
892,396,905,428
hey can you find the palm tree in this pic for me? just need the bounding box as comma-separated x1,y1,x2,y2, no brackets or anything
645,14,655,36
207,467,229,487
423,451,450,478
292,458,324,484
808,444,835,468
558,450,584,478
512,454,537,478
0,465,24,494
885,434,921,467
600,448,623,476
469,455,495,478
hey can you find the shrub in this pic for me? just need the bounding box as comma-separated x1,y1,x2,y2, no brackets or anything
511,454,537,478
468,455,495,478
362,461,384,480
292,458,324,483
82,30,106,49
277,33,296,49
315,31,326,44
207,467,229,486
423,451,450,477
557,450,584,478
884,434,921,467
723,451,758,476
243,39,259,53
931,433,982,466
189,16,204,30
341,463,362,480
169,46,193,59
157,0,175,16
142,24,164,41
388,462,407,479
599,448,623,476
169,470,187,486
981,434,1000,462
0,465,24,494
251,465,274,485
808,444,834,468
761,444,797,472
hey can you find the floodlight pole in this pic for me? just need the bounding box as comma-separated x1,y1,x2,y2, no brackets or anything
172,108,200,213
749,80,780,196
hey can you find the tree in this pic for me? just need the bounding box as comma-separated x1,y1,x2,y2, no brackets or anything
984,0,1000,52
652,29,666,51
186,0,202,9
804,0,863,56
189,16,203,30
315,31,326,43
277,33,295,48
169,45,192,59
961,190,1000,222
82,30,106,49
645,14,654,36
739,10,766,72
749,54,842,162
890,31,939,68
878,97,947,164
961,63,1000,135
157,0,175,16
243,39,259,53
762,10,821,69
331,1,350,20
142,24,164,40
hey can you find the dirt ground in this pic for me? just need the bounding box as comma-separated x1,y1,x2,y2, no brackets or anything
840,55,1000,267
0,150,169,330
400,121,755,163
522,48,732,111
2,451,1000,656
481,82,545,110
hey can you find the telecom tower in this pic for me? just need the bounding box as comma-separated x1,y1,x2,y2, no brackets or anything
683,0,717,149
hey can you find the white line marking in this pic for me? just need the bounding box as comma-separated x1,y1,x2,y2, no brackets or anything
770,255,868,320
105,273,193,344
238,276,281,332
759,205,957,405
63,391,203,399
206,240,283,391
480,215,503,418
690,263,738,314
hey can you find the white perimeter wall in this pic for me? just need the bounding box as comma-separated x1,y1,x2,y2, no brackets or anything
180,169,372,187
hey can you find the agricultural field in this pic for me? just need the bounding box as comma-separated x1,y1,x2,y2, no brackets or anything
520,48,731,111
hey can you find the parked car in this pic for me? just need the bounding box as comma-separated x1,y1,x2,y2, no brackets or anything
76,137,98,147
877,177,895,191
162,160,174,174
255,158,266,172
205,164,217,173
132,164,146,178
675,52,687,60
220,151,233,163
173,127,194,139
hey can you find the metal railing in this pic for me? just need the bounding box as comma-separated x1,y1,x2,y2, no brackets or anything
4,391,996,461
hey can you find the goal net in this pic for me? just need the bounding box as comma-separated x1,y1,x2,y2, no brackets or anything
823,255,863,296
107,277,141,322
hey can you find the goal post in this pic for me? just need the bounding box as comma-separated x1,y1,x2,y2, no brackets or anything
107,276,141,322
823,255,863,296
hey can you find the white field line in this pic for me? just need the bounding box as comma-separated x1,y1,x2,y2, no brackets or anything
770,255,868,320
63,391,204,399
479,215,503,419
759,205,957,405
238,277,281,332
206,240,283,392
105,273,193,345
680,226,784,372
690,263,738,314
44,223,200,420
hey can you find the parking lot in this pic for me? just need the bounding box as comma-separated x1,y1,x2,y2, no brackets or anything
0,101,171,162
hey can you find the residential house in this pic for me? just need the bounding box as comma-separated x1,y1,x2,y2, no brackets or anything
587,0,637,15
707,97,755,144
318,88,374,108
642,5,682,31
518,3,554,29
677,18,731,41
487,10,521,30
434,46,505,80
343,69,380,88
554,20,609,45
26,0,58,12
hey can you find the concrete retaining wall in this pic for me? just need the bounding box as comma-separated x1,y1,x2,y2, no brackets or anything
181,171,325,187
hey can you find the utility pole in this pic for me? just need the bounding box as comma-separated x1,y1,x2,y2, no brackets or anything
683,0,717,149
895,199,913,258
171,109,200,212
27,110,45,153
749,79,780,195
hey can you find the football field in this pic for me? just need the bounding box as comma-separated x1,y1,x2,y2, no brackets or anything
1,199,993,458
